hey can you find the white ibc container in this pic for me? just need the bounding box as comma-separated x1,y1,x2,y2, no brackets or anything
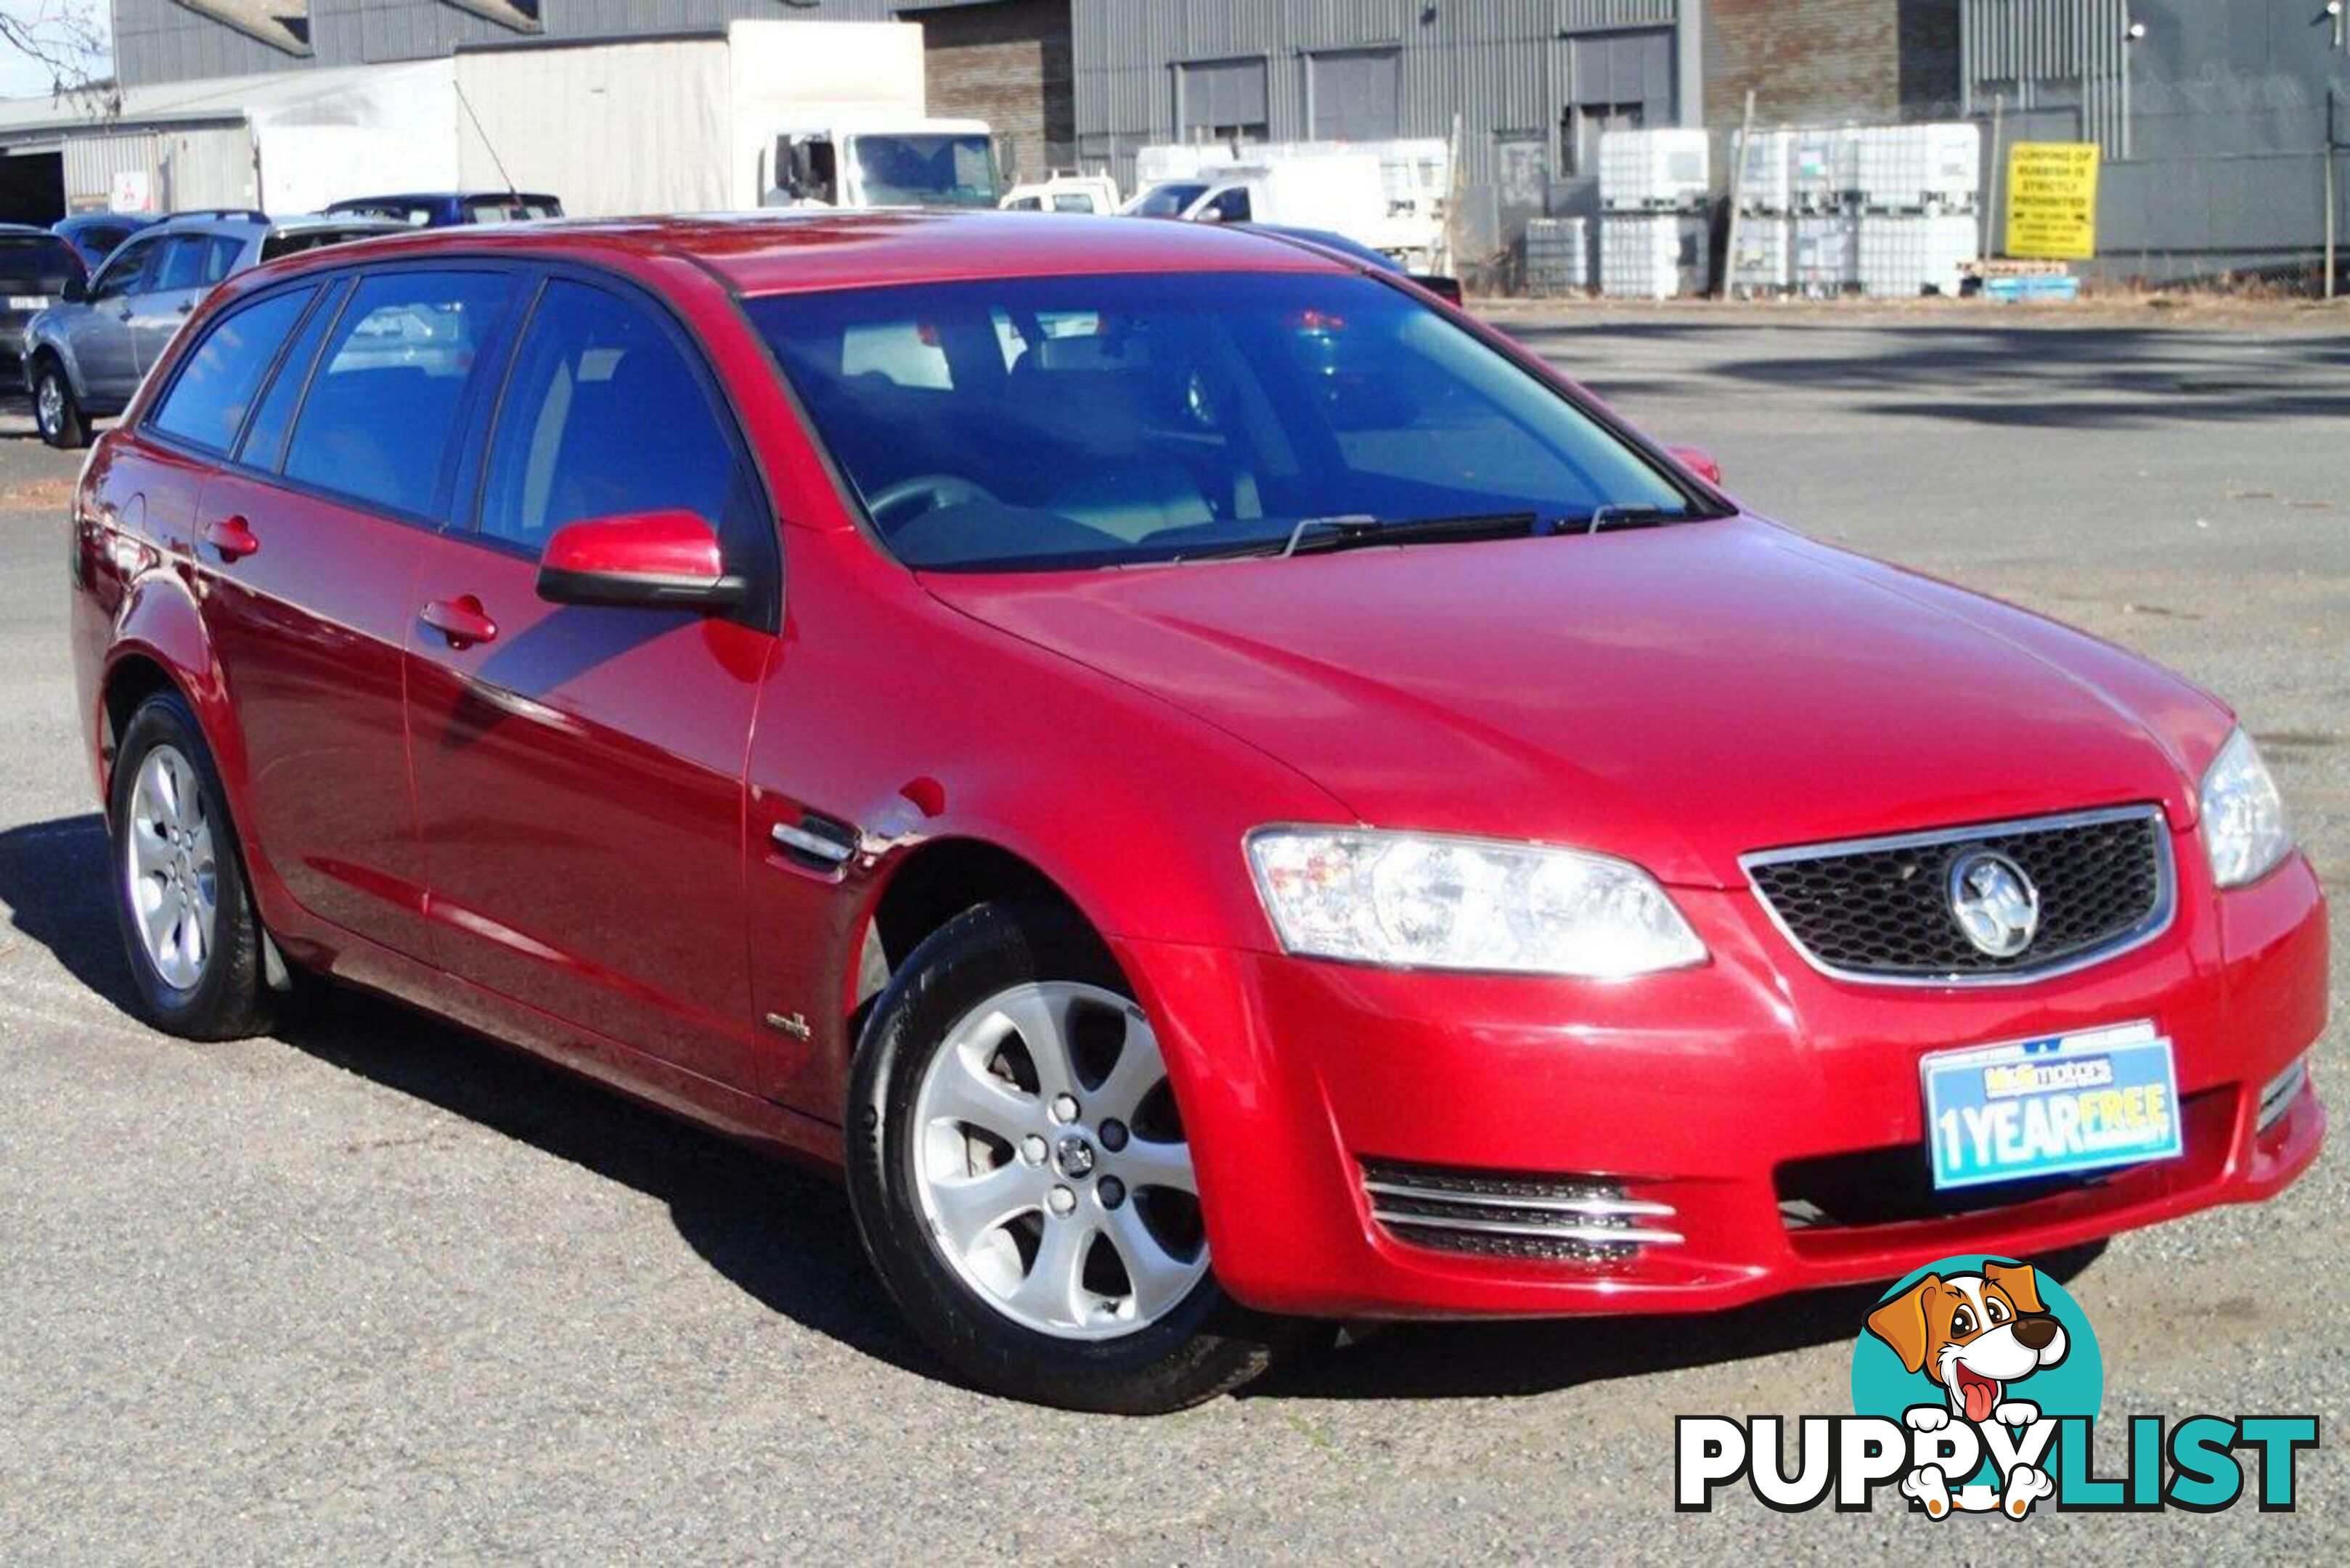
1794,211,1861,295
1600,213,1710,299
1599,128,1710,211
1729,214,1792,294
1791,126,1861,210
1857,212,1980,298
1525,216,1590,295
1600,213,1682,299
1856,123,1983,212
1729,128,1795,213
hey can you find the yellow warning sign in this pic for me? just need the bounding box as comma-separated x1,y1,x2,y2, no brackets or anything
2005,142,2100,260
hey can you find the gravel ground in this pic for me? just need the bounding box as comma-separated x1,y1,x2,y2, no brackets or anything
0,303,2343,1563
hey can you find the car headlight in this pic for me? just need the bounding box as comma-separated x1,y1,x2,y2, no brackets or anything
1245,828,1706,977
2200,728,2293,888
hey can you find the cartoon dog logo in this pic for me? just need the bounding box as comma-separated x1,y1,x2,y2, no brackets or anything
1864,1261,2068,1519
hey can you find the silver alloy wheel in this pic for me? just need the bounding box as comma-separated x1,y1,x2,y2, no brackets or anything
36,370,64,438
122,744,219,991
911,981,1208,1340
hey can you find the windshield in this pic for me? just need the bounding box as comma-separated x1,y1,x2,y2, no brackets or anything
0,234,84,294
849,134,1000,208
1130,182,1207,217
749,272,1708,572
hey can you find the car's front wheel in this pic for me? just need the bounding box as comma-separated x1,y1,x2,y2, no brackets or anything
32,359,86,449
847,899,1289,1412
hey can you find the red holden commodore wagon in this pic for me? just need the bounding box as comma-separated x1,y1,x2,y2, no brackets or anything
68,214,2325,1411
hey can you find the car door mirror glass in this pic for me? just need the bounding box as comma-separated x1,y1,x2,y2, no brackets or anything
535,510,746,611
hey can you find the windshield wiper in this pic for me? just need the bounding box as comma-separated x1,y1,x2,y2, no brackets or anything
1570,505,1686,534
1176,511,1540,563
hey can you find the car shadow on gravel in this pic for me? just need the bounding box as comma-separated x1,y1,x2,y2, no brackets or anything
0,809,2113,1408
1249,1244,2108,1402
0,812,933,1383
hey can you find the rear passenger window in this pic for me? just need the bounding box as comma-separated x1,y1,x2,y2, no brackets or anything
479,280,761,568
284,271,513,518
148,286,317,455
236,281,344,473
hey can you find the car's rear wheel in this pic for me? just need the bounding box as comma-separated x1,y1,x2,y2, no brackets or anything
847,899,1289,1412
33,359,86,449
108,692,273,1039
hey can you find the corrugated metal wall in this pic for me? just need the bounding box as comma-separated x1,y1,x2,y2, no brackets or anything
1959,0,2129,153
117,0,1041,86
114,0,314,86
1961,0,2346,278
61,121,257,210
1071,0,1683,187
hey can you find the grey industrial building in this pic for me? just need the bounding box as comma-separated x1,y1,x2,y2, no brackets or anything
7,0,2348,284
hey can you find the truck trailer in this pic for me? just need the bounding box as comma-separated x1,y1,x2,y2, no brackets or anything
453,20,999,218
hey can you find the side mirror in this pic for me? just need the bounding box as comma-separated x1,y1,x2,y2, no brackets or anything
535,510,747,611
1666,445,1724,488
61,273,88,303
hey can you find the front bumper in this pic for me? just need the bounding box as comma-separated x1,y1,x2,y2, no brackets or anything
1117,834,2327,1319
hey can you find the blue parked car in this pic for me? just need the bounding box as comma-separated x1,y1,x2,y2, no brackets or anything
323,190,564,228
52,212,158,271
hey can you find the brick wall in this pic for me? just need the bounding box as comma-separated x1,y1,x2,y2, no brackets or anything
1705,0,1962,128
915,0,1077,185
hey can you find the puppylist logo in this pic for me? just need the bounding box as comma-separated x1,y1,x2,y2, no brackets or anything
1676,1254,2319,1517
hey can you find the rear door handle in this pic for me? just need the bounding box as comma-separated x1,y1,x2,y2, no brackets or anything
200,515,258,563
420,595,498,650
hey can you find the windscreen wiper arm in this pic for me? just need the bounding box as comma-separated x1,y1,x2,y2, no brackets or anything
1177,511,1540,563
1572,505,1686,534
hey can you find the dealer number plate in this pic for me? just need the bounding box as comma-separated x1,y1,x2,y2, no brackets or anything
1922,1020,2182,1190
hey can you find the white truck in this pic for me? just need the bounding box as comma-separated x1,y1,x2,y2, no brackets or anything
1127,139,1451,270
1000,172,1122,215
454,20,1000,217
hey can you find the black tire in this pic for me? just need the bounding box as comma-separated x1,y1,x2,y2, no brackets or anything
107,691,273,1040
33,359,86,449
846,899,1291,1413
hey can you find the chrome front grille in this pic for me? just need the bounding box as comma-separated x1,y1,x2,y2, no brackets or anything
1741,805,2172,985
1359,1159,1680,1262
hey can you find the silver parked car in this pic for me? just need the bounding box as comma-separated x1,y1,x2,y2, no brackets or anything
23,211,404,448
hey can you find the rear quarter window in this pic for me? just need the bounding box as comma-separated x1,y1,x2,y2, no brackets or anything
148,286,318,454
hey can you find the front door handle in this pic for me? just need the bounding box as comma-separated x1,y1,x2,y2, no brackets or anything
420,595,498,650
175,300,194,315
200,515,258,563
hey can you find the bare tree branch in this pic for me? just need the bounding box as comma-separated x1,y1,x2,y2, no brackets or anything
1,1,116,109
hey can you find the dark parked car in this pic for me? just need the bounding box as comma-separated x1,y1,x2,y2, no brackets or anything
1,225,86,376
23,211,403,447
324,191,565,228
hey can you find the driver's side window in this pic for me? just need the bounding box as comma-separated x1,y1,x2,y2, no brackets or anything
478,279,767,588
90,237,158,303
